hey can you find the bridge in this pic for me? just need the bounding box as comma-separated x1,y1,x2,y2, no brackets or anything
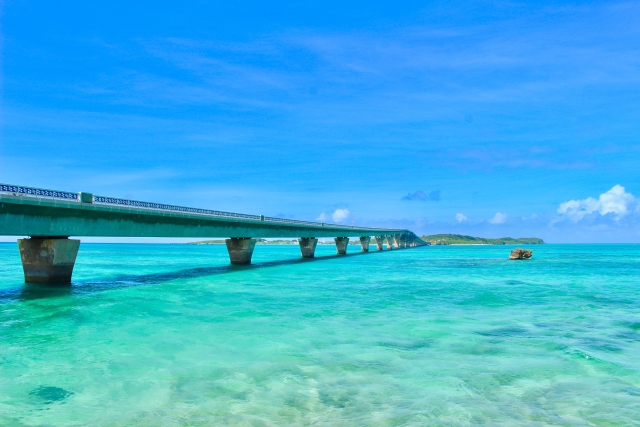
0,184,428,284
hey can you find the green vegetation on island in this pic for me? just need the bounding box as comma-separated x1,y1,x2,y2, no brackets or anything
421,234,545,245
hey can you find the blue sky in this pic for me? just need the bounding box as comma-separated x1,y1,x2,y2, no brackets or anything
1,1,640,242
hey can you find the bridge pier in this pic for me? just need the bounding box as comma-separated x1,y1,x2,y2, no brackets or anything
359,236,371,252
298,237,318,258
399,235,407,249
394,234,402,249
375,236,385,250
225,238,257,265
335,237,349,255
386,235,394,250
18,237,80,284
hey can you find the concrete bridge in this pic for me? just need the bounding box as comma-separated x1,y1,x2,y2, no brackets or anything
0,184,428,284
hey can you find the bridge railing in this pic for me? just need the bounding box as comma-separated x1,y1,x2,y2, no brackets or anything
0,184,79,201
262,216,321,227
92,195,262,221
1,183,402,232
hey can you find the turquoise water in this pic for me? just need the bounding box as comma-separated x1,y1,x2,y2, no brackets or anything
1,243,640,426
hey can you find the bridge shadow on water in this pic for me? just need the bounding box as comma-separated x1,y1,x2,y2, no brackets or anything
1,248,400,303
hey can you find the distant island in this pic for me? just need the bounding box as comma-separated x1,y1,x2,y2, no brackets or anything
421,234,545,245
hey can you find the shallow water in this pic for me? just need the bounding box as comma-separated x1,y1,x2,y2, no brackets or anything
1,243,639,426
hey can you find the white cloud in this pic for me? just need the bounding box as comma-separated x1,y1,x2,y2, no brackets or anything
557,185,636,222
332,208,350,223
455,213,468,223
316,212,328,221
489,212,507,224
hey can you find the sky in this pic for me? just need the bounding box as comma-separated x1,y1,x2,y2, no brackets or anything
1,0,640,243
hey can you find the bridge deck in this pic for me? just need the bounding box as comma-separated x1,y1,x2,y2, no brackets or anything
1,184,427,283
0,187,411,239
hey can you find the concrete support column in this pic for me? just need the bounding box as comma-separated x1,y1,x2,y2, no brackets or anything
394,234,402,249
375,236,385,250
335,237,349,255
298,237,318,258
399,235,407,249
386,235,394,250
359,236,371,252
225,238,257,265
18,237,80,284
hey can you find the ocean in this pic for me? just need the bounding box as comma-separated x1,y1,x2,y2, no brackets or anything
1,243,639,426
